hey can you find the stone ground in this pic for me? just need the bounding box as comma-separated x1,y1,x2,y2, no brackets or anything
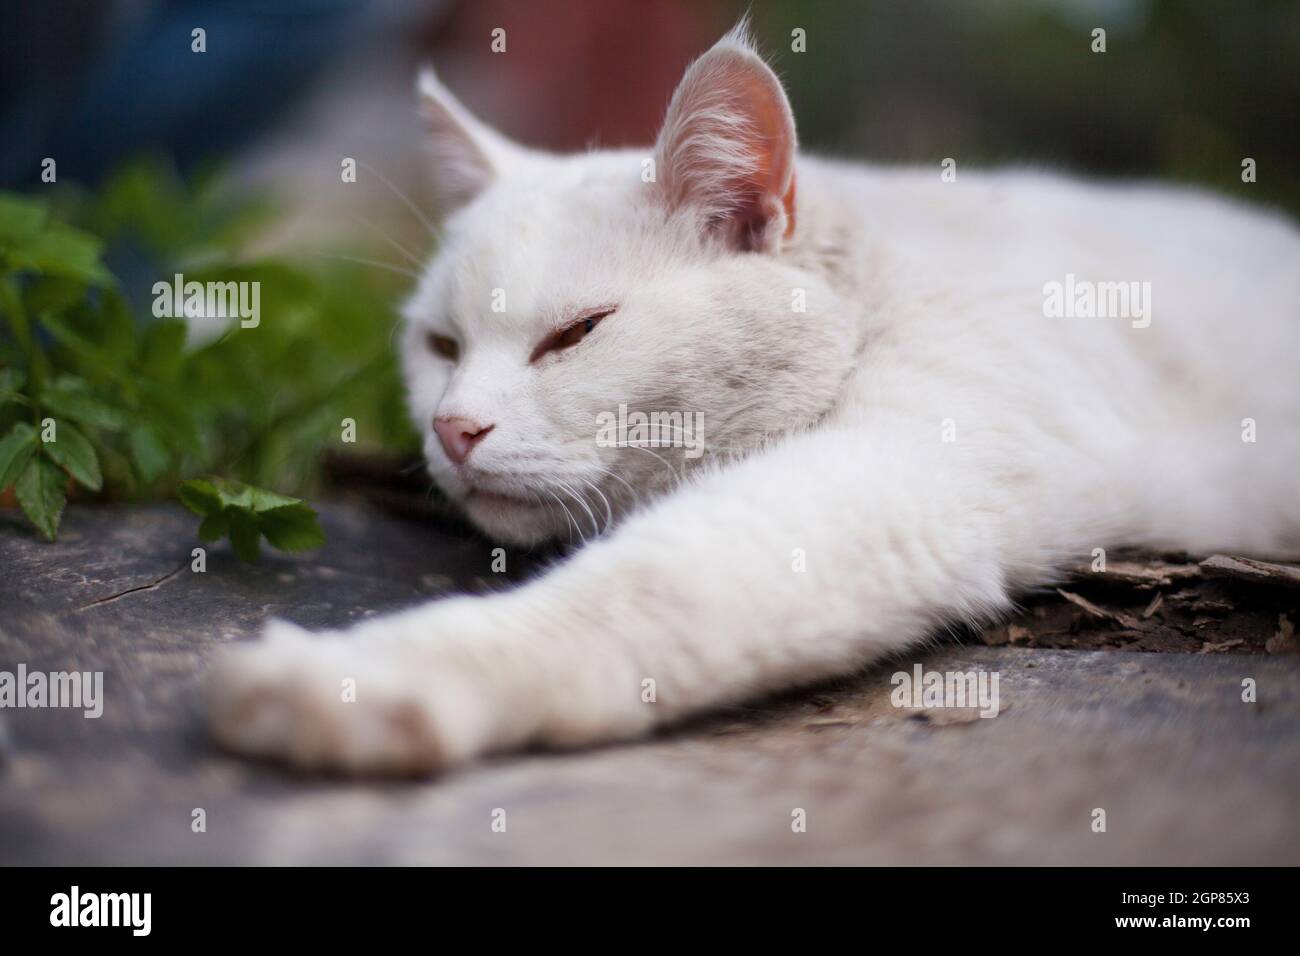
1,500,1298,865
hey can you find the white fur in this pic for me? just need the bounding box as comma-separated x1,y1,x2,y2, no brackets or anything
210,24,1300,773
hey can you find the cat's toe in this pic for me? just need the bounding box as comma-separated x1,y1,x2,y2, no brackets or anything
207,620,317,760
207,621,448,776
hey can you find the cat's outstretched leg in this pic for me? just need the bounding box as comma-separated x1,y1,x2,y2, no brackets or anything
209,422,1029,773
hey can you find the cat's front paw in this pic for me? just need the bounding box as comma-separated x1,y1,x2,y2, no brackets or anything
207,620,458,775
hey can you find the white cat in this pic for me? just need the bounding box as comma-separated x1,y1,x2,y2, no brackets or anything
209,23,1300,773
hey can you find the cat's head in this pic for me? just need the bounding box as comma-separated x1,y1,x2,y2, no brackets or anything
401,23,856,545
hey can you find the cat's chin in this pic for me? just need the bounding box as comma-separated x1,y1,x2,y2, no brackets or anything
459,488,563,546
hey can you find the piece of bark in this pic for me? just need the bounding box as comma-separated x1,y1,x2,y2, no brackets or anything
1074,558,1201,587
1142,592,1165,619
978,623,1031,646
1056,589,1144,630
1199,639,1246,654
1191,597,1234,615
1200,555,1300,589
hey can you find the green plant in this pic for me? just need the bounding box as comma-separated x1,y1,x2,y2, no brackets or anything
0,193,125,537
179,477,324,562
0,160,418,553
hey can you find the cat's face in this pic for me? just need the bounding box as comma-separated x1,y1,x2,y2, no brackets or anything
402,26,855,546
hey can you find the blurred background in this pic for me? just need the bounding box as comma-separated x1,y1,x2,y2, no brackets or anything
5,0,1298,204
1,0,1297,531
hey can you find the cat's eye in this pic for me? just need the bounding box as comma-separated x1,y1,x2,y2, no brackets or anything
426,331,460,362
530,308,616,363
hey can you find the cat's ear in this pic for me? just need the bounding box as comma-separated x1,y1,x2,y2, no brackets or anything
417,67,521,219
653,22,797,252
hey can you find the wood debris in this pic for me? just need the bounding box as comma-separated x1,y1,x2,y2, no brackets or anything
972,552,1299,656
1267,614,1300,655
1056,588,1144,630
1198,638,1245,654
1142,592,1164,618
1200,555,1300,589
1073,557,1200,587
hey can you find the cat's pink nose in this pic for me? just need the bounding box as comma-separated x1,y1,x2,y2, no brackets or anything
433,416,493,464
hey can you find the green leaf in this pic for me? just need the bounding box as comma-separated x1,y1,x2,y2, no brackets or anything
227,507,261,562
214,481,255,511
23,276,89,318
197,510,229,543
243,485,302,513
136,385,203,456
128,423,170,483
36,314,131,385
178,478,222,516
39,384,126,431
184,476,295,512
258,503,325,552
7,223,113,285
15,456,66,540
140,318,187,370
0,422,37,488
40,419,102,491
99,290,137,360
179,476,325,561
0,194,48,242
0,367,27,396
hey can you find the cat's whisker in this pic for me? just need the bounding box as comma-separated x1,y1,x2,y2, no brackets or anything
618,443,686,487
589,464,643,515
314,252,421,280
585,465,639,520
356,216,426,268
555,479,600,540
387,315,407,354
510,483,555,530
577,476,614,532
358,160,442,241
545,486,582,546
634,422,712,454
538,486,565,540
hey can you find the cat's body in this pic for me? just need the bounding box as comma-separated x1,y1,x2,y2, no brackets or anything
800,157,1300,556
210,25,1300,772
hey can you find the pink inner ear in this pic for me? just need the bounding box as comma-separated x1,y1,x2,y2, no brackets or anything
729,63,797,234
722,63,797,251
656,46,798,251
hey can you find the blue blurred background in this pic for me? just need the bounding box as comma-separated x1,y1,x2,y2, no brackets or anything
3,0,1297,214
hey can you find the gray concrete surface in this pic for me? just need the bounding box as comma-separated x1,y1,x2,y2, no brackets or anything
1,502,1297,864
